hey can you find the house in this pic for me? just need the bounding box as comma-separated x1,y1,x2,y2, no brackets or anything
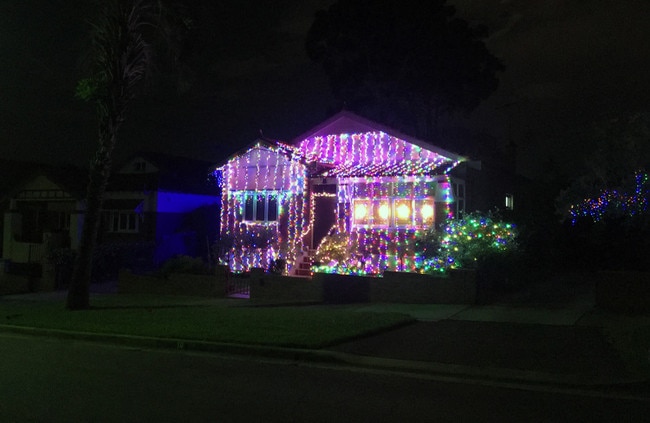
216,111,470,276
1,165,87,272
101,152,221,268
1,153,220,285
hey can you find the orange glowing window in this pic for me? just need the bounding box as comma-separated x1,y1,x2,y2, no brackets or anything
394,199,412,225
373,200,390,224
353,200,370,225
415,198,435,226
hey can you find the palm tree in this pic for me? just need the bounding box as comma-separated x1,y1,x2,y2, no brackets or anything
67,0,186,309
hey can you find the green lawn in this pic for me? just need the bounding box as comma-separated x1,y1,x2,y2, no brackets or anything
0,295,414,349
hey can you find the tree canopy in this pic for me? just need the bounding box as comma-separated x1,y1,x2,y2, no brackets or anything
305,0,504,141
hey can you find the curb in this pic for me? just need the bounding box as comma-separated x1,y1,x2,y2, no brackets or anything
1,323,643,391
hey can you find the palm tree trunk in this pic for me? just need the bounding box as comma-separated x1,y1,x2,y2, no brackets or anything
66,119,117,310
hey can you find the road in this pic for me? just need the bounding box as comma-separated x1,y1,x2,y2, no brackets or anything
0,333,647,422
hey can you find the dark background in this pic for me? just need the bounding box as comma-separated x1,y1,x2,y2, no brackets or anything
2,0,649,178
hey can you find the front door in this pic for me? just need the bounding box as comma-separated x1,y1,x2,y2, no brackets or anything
312,195,337,250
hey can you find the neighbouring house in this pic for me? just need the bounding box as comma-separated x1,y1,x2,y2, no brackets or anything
1,165,88,282
101,152,221,268
216,111,481,276
1,153,220,286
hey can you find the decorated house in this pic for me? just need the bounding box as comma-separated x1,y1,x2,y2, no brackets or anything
216,111,471,276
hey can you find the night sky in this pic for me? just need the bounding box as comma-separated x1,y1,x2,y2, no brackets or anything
2,0,650,179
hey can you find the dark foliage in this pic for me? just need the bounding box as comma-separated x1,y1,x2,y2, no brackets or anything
306,0,503,140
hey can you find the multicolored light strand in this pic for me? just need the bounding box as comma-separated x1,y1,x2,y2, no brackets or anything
217,129,464,276
569,171,649,224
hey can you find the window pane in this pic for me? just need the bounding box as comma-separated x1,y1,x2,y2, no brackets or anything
244,195,254,221
353,200,370,226
394,199,412,226
256,195,266,221
415,198,435,227
128,214,136,230
267,196,278,221
372,200,390,226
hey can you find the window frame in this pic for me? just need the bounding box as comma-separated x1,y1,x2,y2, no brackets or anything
104,210,140,233
242,191,280,223
352,197,434,229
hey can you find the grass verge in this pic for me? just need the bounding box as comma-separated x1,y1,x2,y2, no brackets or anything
0,295,414,349
604,322,650,379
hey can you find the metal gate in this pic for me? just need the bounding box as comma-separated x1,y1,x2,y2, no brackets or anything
226,275,250,298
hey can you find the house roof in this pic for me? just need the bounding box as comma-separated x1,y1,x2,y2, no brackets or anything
292,110,467,163
0,163,88,203
109,152,219,195
213,138,304,170
320,159,458,178
216,112,468,180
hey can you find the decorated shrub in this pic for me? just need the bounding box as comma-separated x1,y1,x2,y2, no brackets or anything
416,211,519,274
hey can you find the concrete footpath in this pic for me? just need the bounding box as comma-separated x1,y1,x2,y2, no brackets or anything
1,290,649,392
327,301,646,388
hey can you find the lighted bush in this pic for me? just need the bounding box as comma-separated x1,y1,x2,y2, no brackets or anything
416,212,518,273
314,232,355,265
312,233,375,275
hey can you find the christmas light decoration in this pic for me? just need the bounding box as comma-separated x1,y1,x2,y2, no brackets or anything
421,204,434,220
415,213,518,274
569,171,649,224
217,128,465,276
217,141,308,273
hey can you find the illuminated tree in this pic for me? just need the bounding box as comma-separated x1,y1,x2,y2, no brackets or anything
68,0,190,309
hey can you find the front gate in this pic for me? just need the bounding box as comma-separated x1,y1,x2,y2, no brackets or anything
226,274,250,298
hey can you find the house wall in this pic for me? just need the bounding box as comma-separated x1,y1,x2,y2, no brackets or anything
3,173,82,264
312,176,454,274
220,145,308,273
100,190,220,267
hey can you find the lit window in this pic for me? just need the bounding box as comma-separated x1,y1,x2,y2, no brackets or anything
505,194,514,210
394,199,412,226
373,200,391,225
415,199,434,226
353,200,370,225
352,197,435,228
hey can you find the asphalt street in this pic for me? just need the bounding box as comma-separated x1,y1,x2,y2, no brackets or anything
1,333,647,422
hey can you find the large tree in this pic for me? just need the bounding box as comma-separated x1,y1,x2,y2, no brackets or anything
305,0,503,141
68,0,189,310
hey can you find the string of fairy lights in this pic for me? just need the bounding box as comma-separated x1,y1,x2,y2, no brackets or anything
218,141,308,273
569,171,649,224
217,131,466,275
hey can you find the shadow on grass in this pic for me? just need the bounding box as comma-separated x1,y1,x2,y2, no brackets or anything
87,304,212,311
